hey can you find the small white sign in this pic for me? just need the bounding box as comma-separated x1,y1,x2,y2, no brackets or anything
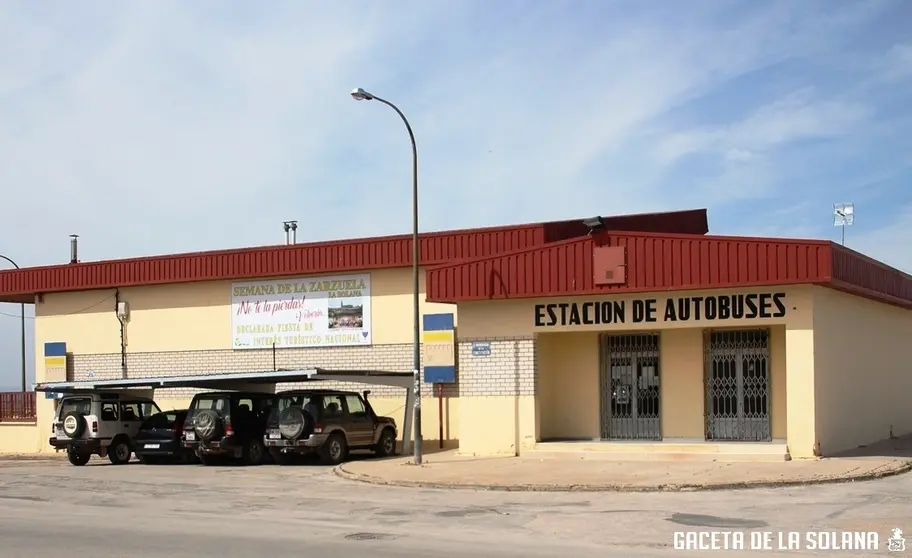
144,444,160,449
184,432,195,441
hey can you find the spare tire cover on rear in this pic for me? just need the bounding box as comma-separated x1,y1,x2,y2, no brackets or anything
193,409,223,441
62,411,87,438
278,407,312,440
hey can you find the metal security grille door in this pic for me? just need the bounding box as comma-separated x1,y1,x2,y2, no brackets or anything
600,334,661,440
705,329,771,441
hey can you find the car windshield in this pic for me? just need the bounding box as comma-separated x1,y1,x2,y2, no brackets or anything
58,397,91,417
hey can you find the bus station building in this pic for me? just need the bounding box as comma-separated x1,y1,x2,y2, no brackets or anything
1,208,910,461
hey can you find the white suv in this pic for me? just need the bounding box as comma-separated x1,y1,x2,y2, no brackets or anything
50,392,161,466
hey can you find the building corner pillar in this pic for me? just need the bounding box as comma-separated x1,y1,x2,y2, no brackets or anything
785,322,818,459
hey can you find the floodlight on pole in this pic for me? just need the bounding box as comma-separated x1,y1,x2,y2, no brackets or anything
833,203,854,246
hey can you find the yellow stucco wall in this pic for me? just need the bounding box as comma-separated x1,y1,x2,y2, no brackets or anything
812,286,912,455
660,329,705,438
537,332,600,440
0,423,42,454
457,396,536,456
34,268,454,357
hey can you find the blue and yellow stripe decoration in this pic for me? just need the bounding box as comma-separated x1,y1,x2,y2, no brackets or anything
422,313,456,384
44,341,67,383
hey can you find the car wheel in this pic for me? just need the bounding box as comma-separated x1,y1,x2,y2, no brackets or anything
108,440,132,465
243,438,266,466
318,433,348,466
374,428,397,457
67,448,90,467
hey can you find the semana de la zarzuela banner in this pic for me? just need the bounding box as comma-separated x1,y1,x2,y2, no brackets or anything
231,273,371,349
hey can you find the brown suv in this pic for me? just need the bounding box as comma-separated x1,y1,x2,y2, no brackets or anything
264,389,397,465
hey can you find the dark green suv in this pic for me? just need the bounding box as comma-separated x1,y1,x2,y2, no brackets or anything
183,391,277,466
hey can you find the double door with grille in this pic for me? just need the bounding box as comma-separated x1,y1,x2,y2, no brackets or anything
704,329,771,441
600,334,661,440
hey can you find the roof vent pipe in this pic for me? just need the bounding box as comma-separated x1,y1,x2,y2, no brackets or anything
69,234,79,264
282,220,298,245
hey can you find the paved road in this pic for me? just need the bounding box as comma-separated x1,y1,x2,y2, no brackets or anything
0,457,908,557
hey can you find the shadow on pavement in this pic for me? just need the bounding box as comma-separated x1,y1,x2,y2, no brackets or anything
828,433,912,459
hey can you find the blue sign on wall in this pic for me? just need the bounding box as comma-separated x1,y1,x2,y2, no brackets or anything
471,341,492,357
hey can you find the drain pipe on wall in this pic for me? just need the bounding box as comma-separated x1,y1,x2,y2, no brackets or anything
115,290,129,379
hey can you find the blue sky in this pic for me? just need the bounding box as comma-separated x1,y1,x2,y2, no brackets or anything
1,0,911,389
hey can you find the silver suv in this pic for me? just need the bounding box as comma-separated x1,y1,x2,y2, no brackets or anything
49,392,161,466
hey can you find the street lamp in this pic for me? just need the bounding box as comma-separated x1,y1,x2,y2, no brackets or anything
350,87,424,465
0,255,26,392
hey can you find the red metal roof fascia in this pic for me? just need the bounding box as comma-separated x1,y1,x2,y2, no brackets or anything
426,232,835,303
0,211,712,301
425,235,593,303
828,244,912,307
424,229,831,271
0,223,553,300
0,259,404,299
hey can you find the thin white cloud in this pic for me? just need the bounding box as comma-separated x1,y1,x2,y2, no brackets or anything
846,204,912,274
655,88,870,168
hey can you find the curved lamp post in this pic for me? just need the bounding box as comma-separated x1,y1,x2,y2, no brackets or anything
350,87,423,465
0,255,26,392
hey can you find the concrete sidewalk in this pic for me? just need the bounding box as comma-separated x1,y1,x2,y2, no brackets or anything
335,436,912,492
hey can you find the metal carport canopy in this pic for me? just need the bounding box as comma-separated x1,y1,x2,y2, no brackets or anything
33,368,417,453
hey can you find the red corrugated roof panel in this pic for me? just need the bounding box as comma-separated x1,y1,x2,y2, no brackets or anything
426,231,912,310
426,232,832,301
0,209,715,302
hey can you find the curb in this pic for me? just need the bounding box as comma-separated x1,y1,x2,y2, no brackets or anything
0,453,65,461
333,459,912,493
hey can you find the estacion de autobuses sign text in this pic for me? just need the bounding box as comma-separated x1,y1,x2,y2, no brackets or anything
534,293,787,327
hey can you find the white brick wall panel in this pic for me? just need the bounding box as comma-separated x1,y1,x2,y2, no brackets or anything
68,336,537,399
69,344,460,399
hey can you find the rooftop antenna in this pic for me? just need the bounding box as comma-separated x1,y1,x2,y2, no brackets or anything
833,203,854,246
